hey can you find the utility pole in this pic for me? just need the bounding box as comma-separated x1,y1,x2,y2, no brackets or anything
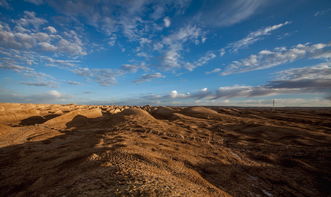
272,99,275,111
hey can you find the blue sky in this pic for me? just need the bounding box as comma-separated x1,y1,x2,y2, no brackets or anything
0,0,330,106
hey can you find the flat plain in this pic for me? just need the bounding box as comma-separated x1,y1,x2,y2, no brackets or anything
0,103,330,196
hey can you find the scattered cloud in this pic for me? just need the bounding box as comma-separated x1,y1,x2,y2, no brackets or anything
93,69,118,86
267,62,331,90
44,57,79,68
198,0,266,27
185,51,216,71
72,67,118,86
169,90,190,98
227,21,290,52
314,8,331,16
0,60,54,82
159,25,206,70
44,26,57,33
222,42,331,75
24,0,43,5
134,72,165,83
0,90,71,104
46,0,190,41
0,62,33,72
163,17,171,27
120,63,147,73
205,68,221,74
48,90,61,97
128,62,331,104
16,11,47,30
0,12,86,56
21,81,56,87
219,48,226,56
66,80,80,85
70,62,150,86
39,42,57,51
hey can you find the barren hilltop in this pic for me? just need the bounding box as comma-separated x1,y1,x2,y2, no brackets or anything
0,103,330,196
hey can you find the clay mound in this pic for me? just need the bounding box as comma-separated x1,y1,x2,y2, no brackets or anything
116,108,158,122
0,108,41,125
43,108,103,129
107,107,123,114
0,123,12,136
151,107,177,119
183,106,218,114
181,106,219,119
119,108,150,116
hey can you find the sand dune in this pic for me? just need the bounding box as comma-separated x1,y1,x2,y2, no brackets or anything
0,103,330,196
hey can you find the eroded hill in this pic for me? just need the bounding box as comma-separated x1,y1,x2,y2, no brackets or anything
0,103,330,196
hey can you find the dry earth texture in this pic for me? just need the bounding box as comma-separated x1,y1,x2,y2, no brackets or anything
0,103,331,197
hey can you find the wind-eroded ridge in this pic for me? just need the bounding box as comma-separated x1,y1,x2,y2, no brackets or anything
0,103,330,196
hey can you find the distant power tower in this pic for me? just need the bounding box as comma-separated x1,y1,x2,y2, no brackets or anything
272,99,275,111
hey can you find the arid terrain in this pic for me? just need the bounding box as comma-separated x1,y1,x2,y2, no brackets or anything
0,103,330,197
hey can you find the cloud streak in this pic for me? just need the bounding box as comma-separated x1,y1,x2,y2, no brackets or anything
222,42,331,75
198,0,266,27
227,21,290,52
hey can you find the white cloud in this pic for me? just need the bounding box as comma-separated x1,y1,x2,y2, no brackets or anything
45,26,57,33
222,42,331,75
44,57,79,68
130,62,331,105
0,13,86,56
72,64,148,86
134,72,165,83
0,90,72,104
24,0,43,5
185,51,216,71
267,62,331,90
205,68,221,74
39,42,57,51
66,80,80,85
17,11,47,30
219,48,226,56
159,25,205,70
57,38,86,56
198,0,266,27
120,63,146,73
275,62,331,81
93,69,118,86
0,62,33,72
314,8,331,17
46,0,191,41
163,17,171,27
1,60,57,87
21,81,57,87
48,90,61,97
72,67,92,77
169,90,190,98
227,21,290,52
107,34,117,46
161,47,181,69
73,67,119,86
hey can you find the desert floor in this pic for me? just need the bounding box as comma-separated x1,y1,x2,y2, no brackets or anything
0,103,330,197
